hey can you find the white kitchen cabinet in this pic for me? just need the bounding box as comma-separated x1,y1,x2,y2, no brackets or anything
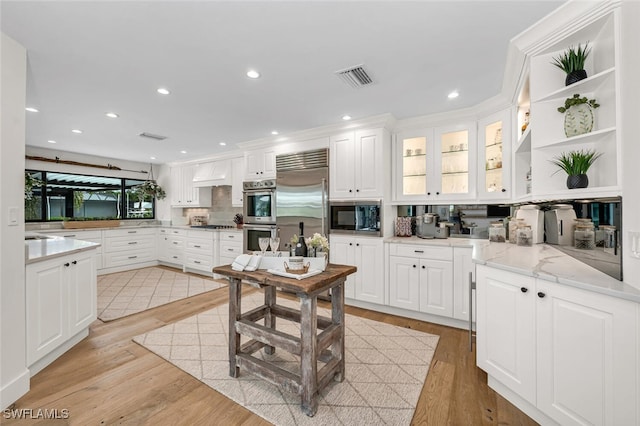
393,123,476,202
244,148,276,180
452,246,475,322
476,264,639,425
476,265,536,402
103,228,157,270
231,156,245,207
158,228,186,265
170,164,212,207
330,235,384,304
477,109,511,201
217,230,243,266
184,229,216,275
26,250,97,369
329,128,389,200
388,243,453,317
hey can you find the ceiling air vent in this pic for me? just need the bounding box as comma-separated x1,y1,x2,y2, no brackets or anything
335,64,373,88
139,132,167,141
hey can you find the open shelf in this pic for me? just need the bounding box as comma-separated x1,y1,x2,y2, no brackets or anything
533,67,615,103
536,127,616,149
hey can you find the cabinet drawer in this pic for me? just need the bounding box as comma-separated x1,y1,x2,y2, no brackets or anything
187,230,214,239
159,228,187,236
184,252,213,270
389,244,452,260
106,228,156,238
220,242,242,257
104,250,156,268
186,239,214,252
165,250,184,264
104,235,155,253
166,237,185,249
219,231,242,242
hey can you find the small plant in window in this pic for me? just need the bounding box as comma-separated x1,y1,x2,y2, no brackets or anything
134,165,166,200
24,172,43,200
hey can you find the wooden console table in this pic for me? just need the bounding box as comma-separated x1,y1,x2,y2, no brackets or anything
211,263,357,416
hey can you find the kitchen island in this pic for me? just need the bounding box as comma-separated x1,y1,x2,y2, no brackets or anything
212,263,357,416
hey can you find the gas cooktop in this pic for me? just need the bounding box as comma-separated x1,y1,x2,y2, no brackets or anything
190,224,236,229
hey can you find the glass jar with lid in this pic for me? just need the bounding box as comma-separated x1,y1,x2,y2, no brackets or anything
509,218,525,243
517,225,533,247
574,219,595,250
489,222,506,242
601,225,617,254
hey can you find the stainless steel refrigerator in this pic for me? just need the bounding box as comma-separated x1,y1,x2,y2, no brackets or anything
275,149,329,253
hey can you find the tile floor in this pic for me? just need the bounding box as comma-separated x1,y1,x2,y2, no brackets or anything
97,267,226,321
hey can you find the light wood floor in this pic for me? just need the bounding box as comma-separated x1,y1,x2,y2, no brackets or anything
6,267,538,425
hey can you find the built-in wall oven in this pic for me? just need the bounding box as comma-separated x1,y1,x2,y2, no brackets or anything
243,179,276,224
243,224,277,253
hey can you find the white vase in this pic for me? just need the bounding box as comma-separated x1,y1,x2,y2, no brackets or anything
564,103,594,137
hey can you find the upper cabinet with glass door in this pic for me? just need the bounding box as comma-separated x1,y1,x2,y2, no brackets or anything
393,129,432,202
434,123,477,202
478,109,512,201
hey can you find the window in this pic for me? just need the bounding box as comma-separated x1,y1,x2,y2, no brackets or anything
25,170,157,222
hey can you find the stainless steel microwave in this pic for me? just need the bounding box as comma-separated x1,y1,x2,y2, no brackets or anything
329,200,382,236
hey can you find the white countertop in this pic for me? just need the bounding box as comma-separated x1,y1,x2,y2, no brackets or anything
385,236,640,303
25,235,100,265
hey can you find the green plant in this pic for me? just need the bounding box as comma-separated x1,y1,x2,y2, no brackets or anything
551,42,590,74
233,213,243,225
133,180,166,200
24,172,43,200
550,149,602,176
557,94,600,113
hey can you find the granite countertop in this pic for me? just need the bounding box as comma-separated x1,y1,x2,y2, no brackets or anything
25,235,101,265
385,236,640,303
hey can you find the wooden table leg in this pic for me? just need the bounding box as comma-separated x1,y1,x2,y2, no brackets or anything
331,280,346,382
264,285,276,355
300,294,318,416
228,277,241,378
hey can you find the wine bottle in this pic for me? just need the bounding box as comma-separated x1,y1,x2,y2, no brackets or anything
295,221,307,256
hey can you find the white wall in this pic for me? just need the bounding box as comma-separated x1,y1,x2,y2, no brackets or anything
0,33,29,409
621,0,640,289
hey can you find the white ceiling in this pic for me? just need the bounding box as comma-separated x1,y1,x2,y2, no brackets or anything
2,1,564,164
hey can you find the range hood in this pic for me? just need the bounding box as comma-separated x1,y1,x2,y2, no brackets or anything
192,160,231,187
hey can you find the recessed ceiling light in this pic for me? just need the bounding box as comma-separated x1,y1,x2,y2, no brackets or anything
246,70,260,79
271,130,279,135
71,129,83,134
105,112,119,118
342,115,352,121
180,150,187,154
26,107,39,113
219,142,226,146
150,156,156,160
157,88,170,95
47,140,56,144
448,91,459,99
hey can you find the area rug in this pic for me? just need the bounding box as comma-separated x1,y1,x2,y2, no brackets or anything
134,292,439,425
98,267,226,321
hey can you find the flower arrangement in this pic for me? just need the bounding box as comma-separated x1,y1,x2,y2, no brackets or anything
233,213,243,225
308,233,329,253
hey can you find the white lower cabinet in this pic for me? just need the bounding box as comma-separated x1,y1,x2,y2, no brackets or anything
217,231,243,265
184,230,215,274
388,244,453,317
476,264,639,426
158,228,186,265
104,228,157,270
26,250,97,370
452,247,475,321
330,235,384,304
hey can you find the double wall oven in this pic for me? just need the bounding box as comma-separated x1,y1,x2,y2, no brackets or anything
243,179,277,253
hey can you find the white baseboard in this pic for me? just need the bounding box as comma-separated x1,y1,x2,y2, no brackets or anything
0,368,30,410
28,329,89,377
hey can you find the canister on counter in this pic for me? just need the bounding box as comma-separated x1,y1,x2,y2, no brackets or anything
489,222,506,242
517,225,533,247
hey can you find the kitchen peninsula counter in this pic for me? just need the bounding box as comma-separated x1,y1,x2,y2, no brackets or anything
385,236,640,303
25,235,100,264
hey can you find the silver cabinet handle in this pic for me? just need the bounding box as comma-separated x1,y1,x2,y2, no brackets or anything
128,230,137,234
63,234,76,238
173,241,179,245
128,255,137,259
128,241,138,245
194,245,201,248
194,260,201,264
228,235,234,239
414,250,424,253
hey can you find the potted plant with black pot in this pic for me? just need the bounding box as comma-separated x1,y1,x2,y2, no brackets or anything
551,42,591,86
550,149,602,189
